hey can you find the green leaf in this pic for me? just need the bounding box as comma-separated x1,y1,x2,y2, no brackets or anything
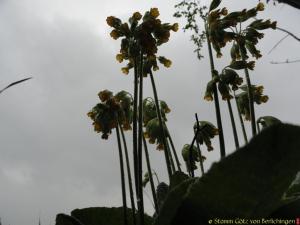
56,214,85,225
154,179,196,225
69,207,153,225
155,124,300,224
170,171,190,190
257,116,281,129
209,0,221,12
270,199,300,217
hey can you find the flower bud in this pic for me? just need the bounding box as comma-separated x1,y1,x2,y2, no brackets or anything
150,8,160,18
98,90,113,102
110,29,121,40
171,23,179,32
116,54,124,63
132,12,142,21
121,67,129,75
256,2,265,11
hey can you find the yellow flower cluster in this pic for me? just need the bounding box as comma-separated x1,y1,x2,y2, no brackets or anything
106,8,178,76
87,90,133,139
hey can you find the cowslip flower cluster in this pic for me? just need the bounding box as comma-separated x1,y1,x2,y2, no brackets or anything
236,85,269,120
207,0,276,59
193,121,219,151
204,69,243,101
87,90,133,139
143,97,171,150
181,144,206,172
107,8,178,75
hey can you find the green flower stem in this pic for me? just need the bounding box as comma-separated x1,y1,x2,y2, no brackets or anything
142,135,159,213
234,92,248,144
133,57,139,197
240,46,257,136
166,140,176,173
120,125,137,225
137,52,145,225
205,23,226,158
195,139,205,175
115,124,128,225
149,70,172,180
153,171,160,184
227,100,240,149
166,126,182,172
188,138,196,177
195,114,204,175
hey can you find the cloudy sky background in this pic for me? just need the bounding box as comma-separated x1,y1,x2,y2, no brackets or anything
0,0,299,224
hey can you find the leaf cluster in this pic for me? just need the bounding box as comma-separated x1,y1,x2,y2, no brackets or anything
143,98,171,150
174,0,207,59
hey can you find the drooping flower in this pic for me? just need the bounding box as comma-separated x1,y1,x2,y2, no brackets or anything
171,23,179,32
87,90,133,139
194,121,219,151
158,56,172,68
116,54,124,63
181,144,206,172
121,67,129,75
110,29,121,40
144,117,169,150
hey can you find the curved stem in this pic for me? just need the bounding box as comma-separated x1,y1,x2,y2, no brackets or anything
166,139,176,174
137,52,145,225
227,100,239,149
115,125,128,225
234,92,248,144
205,23,226,158
120,125,137,225
142,136,159,213
166,126,182,172
240,47,257,136
152,170,160,184
149,70,172,180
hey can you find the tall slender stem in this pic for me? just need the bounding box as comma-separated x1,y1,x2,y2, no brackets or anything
234,92,248,144
205,23,226,158
195,114,204,175
115,125,128,225
166,140,176,173
227,100,239,149
240,46,257,136
120,125,137,225
142,136,159,213
133,57,139,197
149,70,172,180
166,126,182,172
137,52,145,225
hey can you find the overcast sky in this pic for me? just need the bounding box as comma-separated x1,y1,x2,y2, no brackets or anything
0,0,299,225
